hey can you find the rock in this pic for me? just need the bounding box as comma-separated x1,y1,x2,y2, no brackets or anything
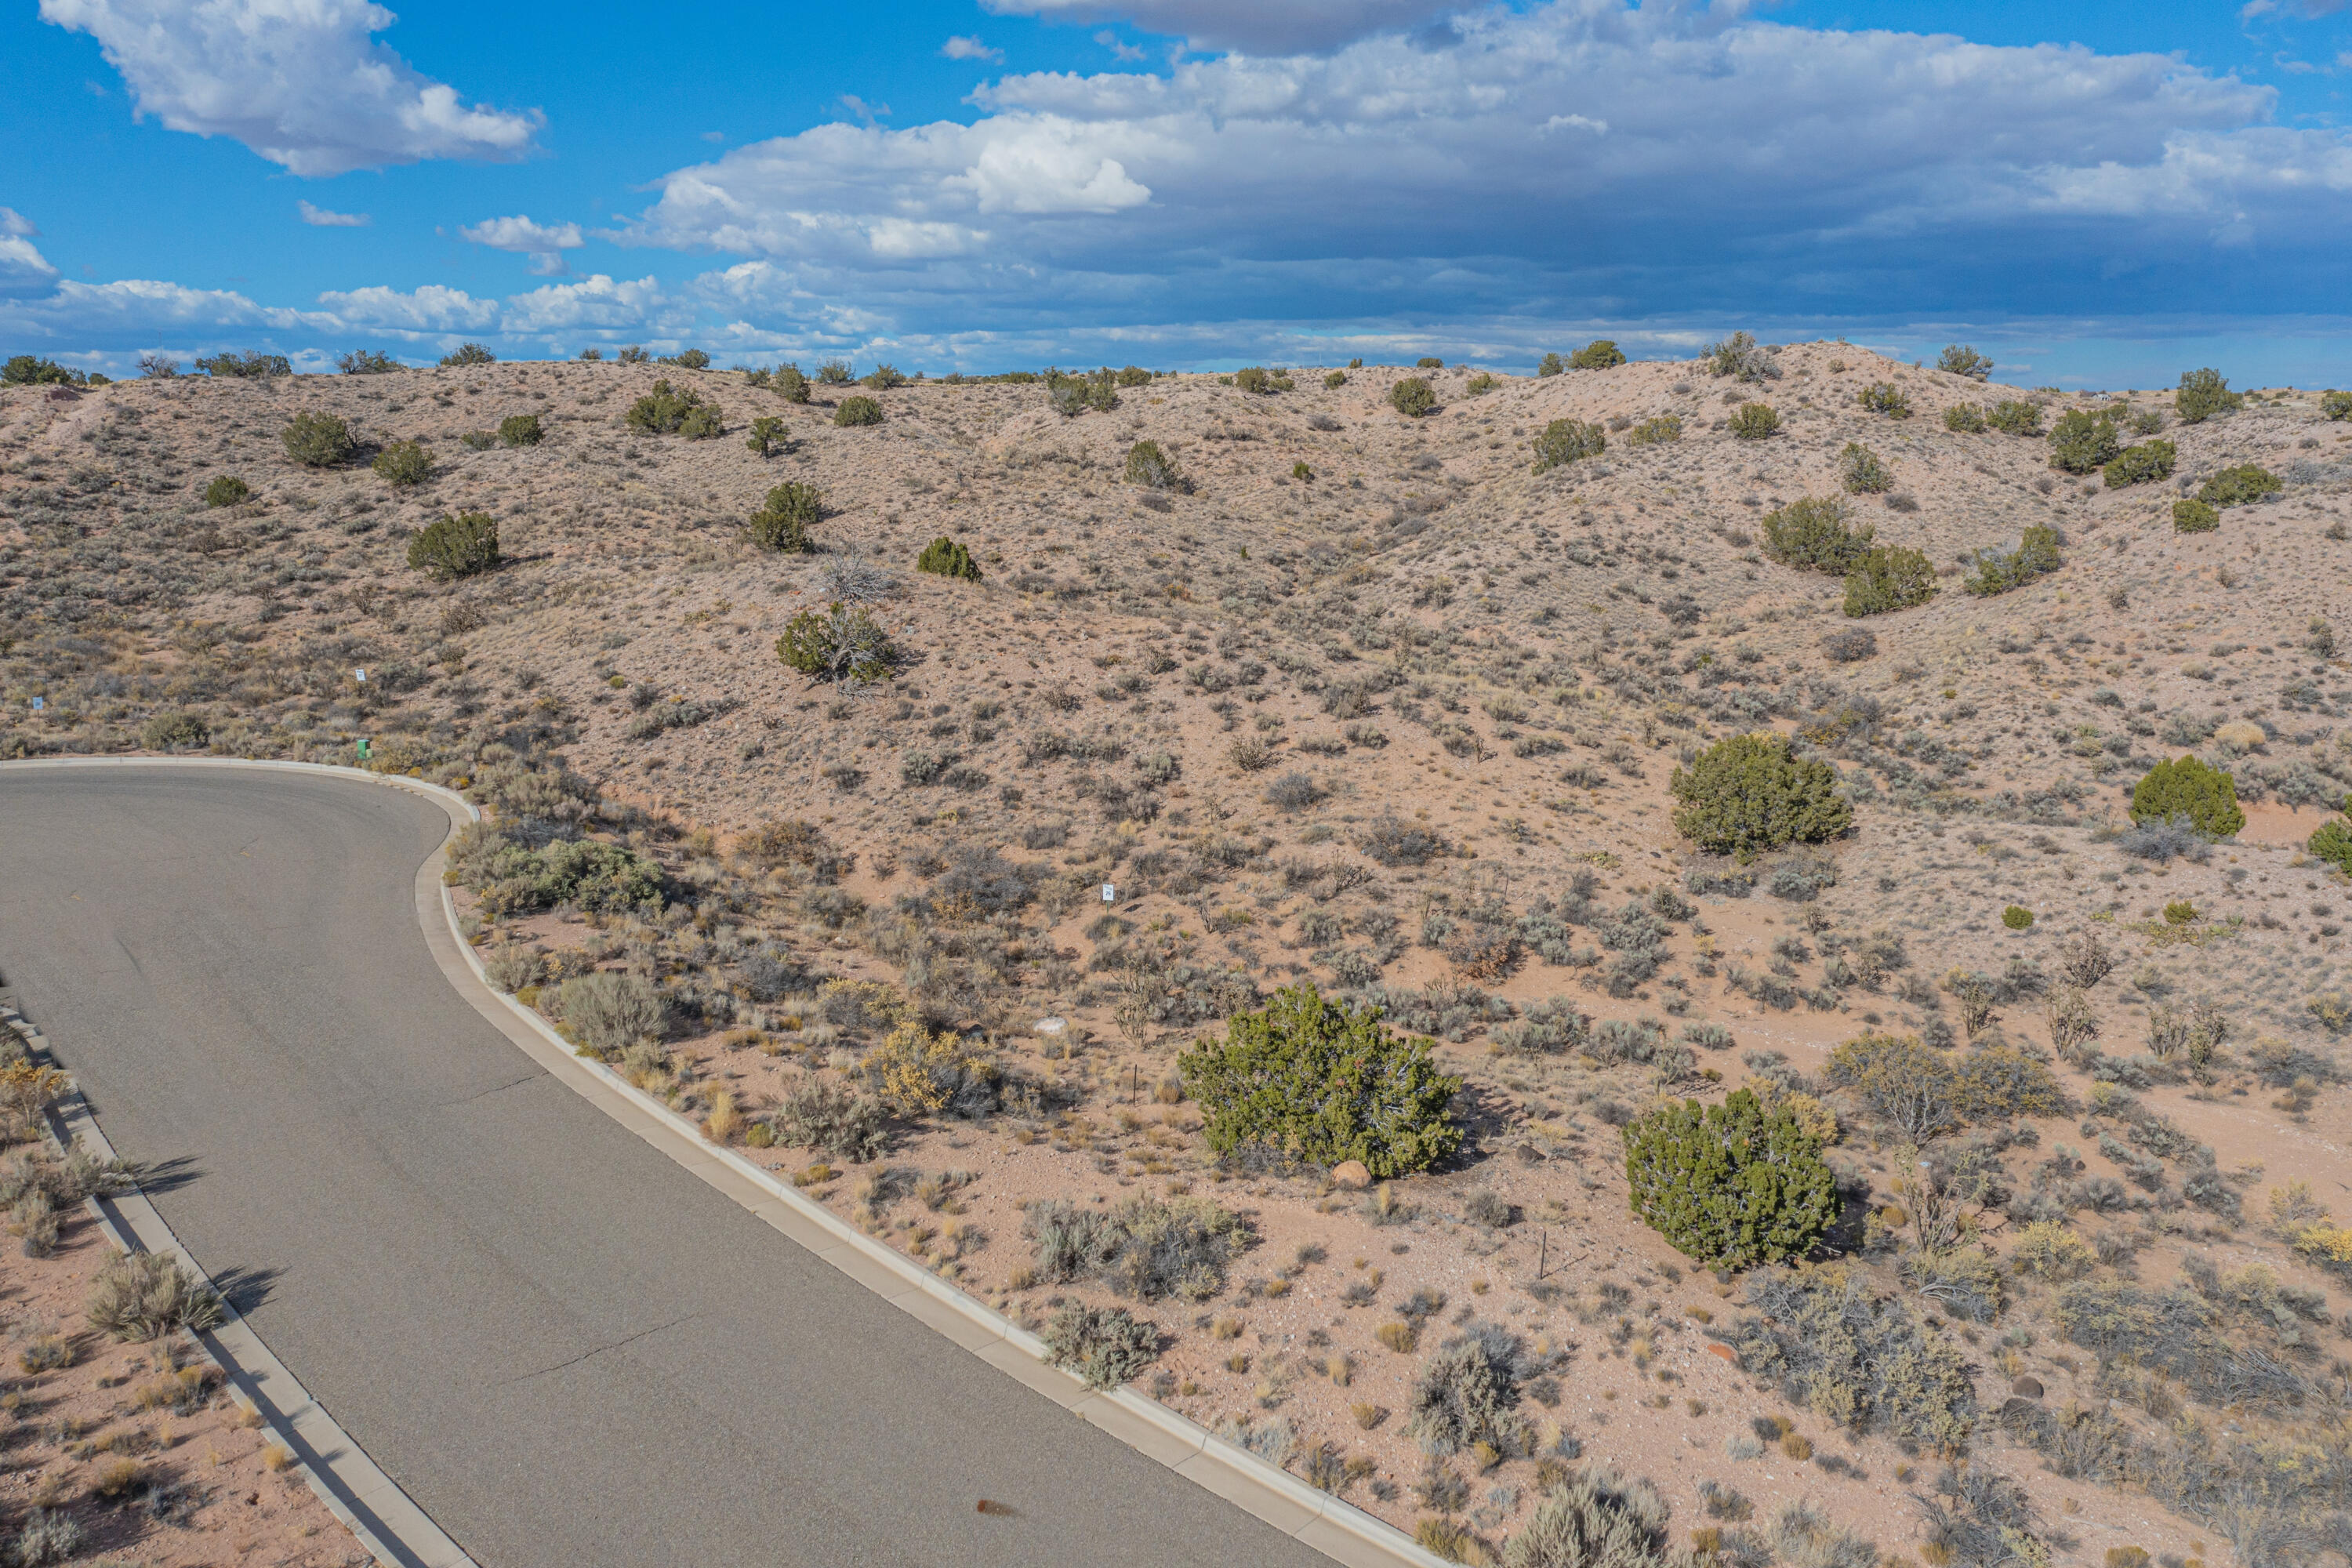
1331,1160,1373,1190
2011,1375,2045,1399
1705,1342,1739,1365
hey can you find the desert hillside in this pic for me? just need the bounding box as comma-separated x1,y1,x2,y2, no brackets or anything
5,344,2350,1567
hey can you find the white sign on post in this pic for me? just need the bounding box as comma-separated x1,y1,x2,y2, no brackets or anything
1102,883,1116,903
354,668,368,682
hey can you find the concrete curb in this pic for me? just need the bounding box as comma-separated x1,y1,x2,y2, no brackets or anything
5,757,1447,1568
0,998,477,1568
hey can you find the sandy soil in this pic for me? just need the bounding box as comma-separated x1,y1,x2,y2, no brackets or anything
0,1185,363,1565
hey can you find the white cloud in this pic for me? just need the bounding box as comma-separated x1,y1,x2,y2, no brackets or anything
0,208,61,299
459,214,585,274
459,215,585,252
1095,29,1147,61
498,274,683,334
985,0,1468,53
38,0,543,176
942,34,1004,63
298,199,369,227
313,282,497,332
612,0,2345,339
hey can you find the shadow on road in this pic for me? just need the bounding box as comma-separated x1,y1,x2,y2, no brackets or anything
209,1263,284,1316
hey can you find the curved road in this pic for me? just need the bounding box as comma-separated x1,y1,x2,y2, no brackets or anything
0,764,1330,1568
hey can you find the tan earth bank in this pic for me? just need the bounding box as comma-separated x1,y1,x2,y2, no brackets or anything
5,343,2352,1566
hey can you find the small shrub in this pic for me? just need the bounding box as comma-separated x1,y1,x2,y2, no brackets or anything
1235,365,1292,395
861,361,905,389
2010,1221,2093,1279
1359,813,1450,866
1537,352,1565,377
1043,1301,1158,1388
1937,345,1993,380
406,510,499,580
745,415,788,456
2321,389,2352,421
2102,440,2173,488
916,535,982,581
1820,627,1877,663
777,603,895,684
1843,546,1936,616
2307,818,2352,873
1728,403,1780,439
677,402,724,439
1986,399,2043,436
2172,498,2219,533
1725,1265,1974,1445
625,378,704,434
2198,463,2281,508
2002,905,2034,931
1857,383,1913,419
2175,367,2243,424
1391,378,1436,418
2130,755,2244,838
1265,771,1323,811
87,1249,225,1340
195,350,290,379
748,482,821,552
140,711,209,751
203,474,249,507
498,412,543,447
1570,339,1627,370
8,1508,81,1566
555,971,665,1055
1123,438,1188,492
1943,403,1987,434
1407,1323,1530,1457
1838,443,1893,494
439,342,495,367
1178,984,1462,1177
833,395,884,426
1960,524,2062,597
1626,415,1682,445
1417,356,1444,368
1705,332,1777,383
372,438,433,486
1671,734,1850,861
1027,1195,1247,1301
776,364,811,403
1622,1089,1836,1269
768,1076,888,1162
1324,370,1348,388
281,410,356,466
1762,496,1871,575
2047,410,2121,474
1531,419,1606,473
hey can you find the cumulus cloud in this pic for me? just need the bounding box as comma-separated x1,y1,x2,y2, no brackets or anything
313,282,497,331
298,199,369,227
942,34,1004,62
615,0,2348,332
0,209,61,299
985,0,1469,54
459,214,585,274
38,0,543,176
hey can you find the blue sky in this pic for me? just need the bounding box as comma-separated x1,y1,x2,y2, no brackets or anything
5,0,2350,385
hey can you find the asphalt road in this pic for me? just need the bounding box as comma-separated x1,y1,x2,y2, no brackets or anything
0,764,1330,1568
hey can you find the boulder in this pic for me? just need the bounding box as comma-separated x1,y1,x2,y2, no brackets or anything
1331,1160,1373,1190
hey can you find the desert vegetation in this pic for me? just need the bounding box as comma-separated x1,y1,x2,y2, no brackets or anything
2,342,2347,1562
